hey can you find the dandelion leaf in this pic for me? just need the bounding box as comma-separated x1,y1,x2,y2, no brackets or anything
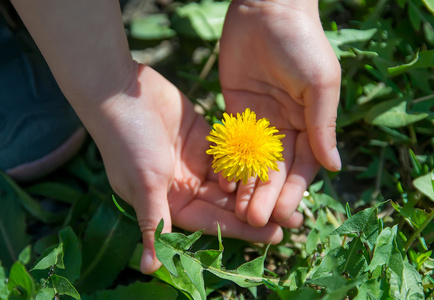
314,237,367,280
325,28,377,58
354,277,390,300
31,243,65,271
57,227,82,284
365,98,428,128
154,220,270,300
366,225,409,294
35,287,56,300
0,173,30,269
331,205,379,250
413,171,434,201
7,261,34,299
389,262,424,300
50,275,80,300
0,263,9,300
81,281,178,300
76,201,141,293
154,219,203,277
309,274,366,300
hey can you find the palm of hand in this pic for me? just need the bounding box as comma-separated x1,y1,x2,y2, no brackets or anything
94,65,285,273
218,1,341,227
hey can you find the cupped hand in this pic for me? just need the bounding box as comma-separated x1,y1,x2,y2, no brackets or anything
78,64,291,274
219,0,342,228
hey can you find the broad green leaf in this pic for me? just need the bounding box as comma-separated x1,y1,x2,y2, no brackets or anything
277,288,322,299
388,50,434,76
129,14,176,40
171,0,229,41
51,275,80,300
354,277,390,300
0,173,65,224
17,246,31,266
366,225,405,287
409,249,433,271
423,0,434,13
25,182,84,205
0,175,29,269
309,180,324,193
127,243,142,272
7,261,34,300
331,205,379,250
306,228,320,255
35,287,55,300
208,246,269,288
155,219,203,277
408,1,422,30
57,227,81,283
391,201,429,228
325,28,377,58
389,262,424,300
179,255,206,300
82,281,177,300
364,98,428,128
0,263,9,300
31,243,65,271
334,237,367,278
357,82,394,105
284,267,309,291
75,201,141,293
413,171,434,201
306,210,339,255
424,22,434,46
152,227,226,300
309,274,366,300
154,219,275,300
311,192,345,213
169,259,203,300
312,237,366,280
311,252,335,280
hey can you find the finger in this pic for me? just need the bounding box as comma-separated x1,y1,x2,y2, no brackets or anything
277,211,304,228
219,174,238,193
174,199,284,244
245,130,296,228
272,132,320,222
235,176,258,222
134,182,172,274
196,181,236,211
304,73,341,172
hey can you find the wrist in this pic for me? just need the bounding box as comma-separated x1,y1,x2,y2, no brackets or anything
70,58,139,114
71,59,141,132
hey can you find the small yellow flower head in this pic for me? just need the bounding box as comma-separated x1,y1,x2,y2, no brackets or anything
206,108,285,185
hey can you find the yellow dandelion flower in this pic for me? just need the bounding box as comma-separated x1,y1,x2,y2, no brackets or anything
206,108,285,185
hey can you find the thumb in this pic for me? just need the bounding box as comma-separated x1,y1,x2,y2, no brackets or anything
304,81,342,172
134,187,172,274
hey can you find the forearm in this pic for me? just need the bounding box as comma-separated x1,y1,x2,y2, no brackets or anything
10,0,135,111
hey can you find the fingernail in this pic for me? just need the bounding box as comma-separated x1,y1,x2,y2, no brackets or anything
332,147,342,171
140,249,154,274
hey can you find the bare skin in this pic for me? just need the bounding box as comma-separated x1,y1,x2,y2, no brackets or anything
219,0,342,227
11,0,341,274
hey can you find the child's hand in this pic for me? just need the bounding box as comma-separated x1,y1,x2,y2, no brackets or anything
219,0,342,227
81,64,300,274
